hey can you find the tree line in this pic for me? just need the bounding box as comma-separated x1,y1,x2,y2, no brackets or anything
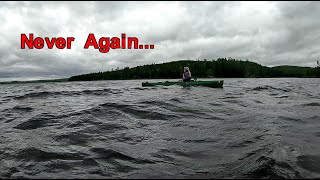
68,58,320,81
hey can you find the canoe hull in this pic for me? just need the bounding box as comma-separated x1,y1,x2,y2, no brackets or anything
142,80,224,88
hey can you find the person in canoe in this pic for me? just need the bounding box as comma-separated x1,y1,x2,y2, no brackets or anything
182,66,192,82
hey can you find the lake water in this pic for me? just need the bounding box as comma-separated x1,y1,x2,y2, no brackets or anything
0,78,319,178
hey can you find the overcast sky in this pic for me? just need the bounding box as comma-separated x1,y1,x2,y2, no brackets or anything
0,1,319,81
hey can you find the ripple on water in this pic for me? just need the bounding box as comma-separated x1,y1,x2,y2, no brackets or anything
297,155,320,173
0,79,319,178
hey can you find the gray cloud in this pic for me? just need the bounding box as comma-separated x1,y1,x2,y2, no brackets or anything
0,1,320,81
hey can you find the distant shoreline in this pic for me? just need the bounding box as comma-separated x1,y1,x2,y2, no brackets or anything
1,77,319,85
0,78,68,85
68,59,320,81
1,58,319,84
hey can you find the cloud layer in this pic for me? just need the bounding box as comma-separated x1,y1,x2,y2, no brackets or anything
1,1,320,80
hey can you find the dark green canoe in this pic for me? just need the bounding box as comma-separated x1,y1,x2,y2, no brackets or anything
142,80,224,88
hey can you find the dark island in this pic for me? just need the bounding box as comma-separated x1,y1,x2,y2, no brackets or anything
68,58,320,81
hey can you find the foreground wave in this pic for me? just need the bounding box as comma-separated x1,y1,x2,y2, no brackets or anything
0,78,319,178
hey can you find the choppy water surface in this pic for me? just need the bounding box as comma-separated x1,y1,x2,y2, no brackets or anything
0,78,319,179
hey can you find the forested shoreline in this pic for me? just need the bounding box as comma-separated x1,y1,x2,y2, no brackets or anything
68,58,320,81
